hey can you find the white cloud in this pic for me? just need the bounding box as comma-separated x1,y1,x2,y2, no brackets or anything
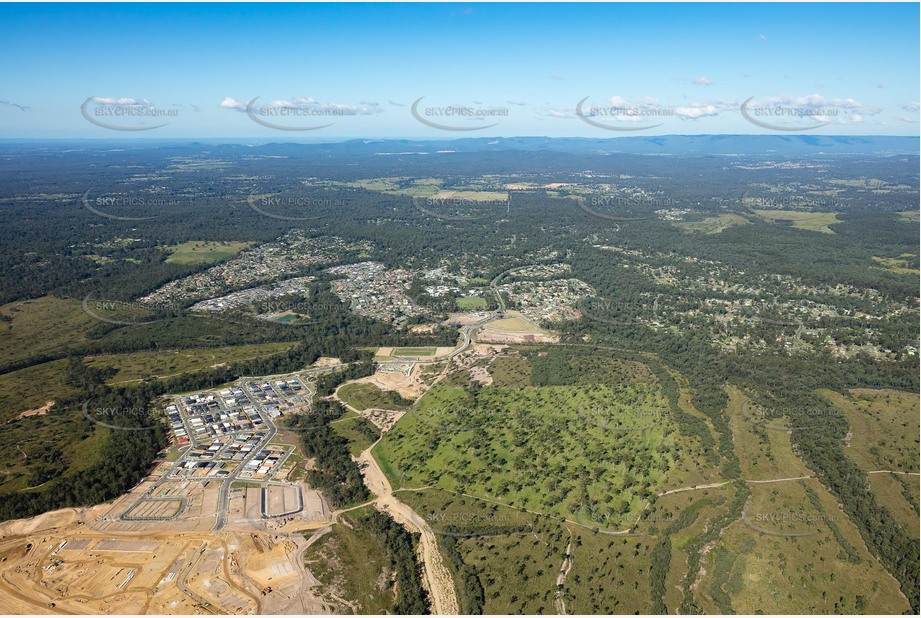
674,104,719,120
901,102,920,112
219,97,247,111
93,96,156,108
693,76,713,86
761,94,862,109
281,99,378,115
574,96,735,123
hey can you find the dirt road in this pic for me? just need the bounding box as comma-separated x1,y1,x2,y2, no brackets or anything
357,443,459,615
554,536,573,614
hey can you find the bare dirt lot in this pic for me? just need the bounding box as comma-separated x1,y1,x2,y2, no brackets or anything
0,501,333,615
355,368,427,400
0,459,337,616
15,400,53,420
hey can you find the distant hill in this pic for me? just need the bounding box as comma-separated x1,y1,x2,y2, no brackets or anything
2,135,917,157
226,135,917,158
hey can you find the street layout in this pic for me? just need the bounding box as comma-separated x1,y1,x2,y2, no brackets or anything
114,364,346,530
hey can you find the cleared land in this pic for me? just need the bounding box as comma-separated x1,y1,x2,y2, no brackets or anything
0,296,99,370
392,347,438,357
163,240,254,264
303,509,394,614
375,362,681,528
456,296,487,309
820,388,920,539
675,213,750,234
750,209,841,233
487,317,541,333
337,382,413,411
871,254,920,275
820,388,919,474
0,342,293,497
85,342,296,383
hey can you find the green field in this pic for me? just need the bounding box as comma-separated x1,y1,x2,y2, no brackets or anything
337,382,414,411
696,478,909,614
85,342,297,384
372,349,913,613
0,406,109,494
456,296,487,310
866,472,920,539
398,487,564,614
871,254,920,275
673,385,913,614
0,296,100,371
819,388,920,540
375,376,679,528
163,240,254,264
488,354,531,387
391,347,438,357
303,508,398,614
0,342,294,495
675,213,750,235
751,209,841,234
0,359,81,423
726,387,813,480
331,414,381,456
487,316,542,333
820,388,919,474
432,190,508,202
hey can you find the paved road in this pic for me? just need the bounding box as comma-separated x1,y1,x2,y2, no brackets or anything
212,392,280,531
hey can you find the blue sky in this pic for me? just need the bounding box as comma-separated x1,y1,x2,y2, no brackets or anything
0,2,918,139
